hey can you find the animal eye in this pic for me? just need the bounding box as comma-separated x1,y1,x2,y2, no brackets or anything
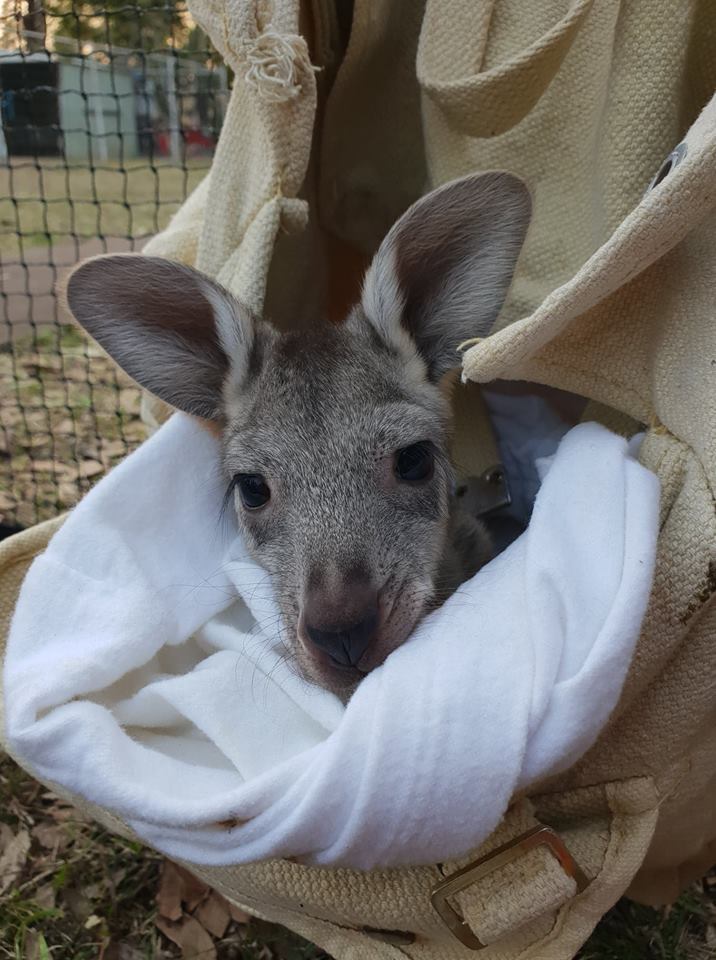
236,474,271,509
395,443,434,483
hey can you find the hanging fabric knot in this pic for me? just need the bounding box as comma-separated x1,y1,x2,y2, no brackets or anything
243,24,317,102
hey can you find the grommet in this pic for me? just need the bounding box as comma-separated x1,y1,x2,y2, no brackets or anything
453,466,512,517
645,141,687,195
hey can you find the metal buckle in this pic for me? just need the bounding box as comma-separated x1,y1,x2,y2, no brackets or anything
455,464,512,517
430,826,590,950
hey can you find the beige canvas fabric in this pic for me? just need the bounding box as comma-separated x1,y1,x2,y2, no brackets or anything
2,2,715,957
461,91,716,909
417,0,716,326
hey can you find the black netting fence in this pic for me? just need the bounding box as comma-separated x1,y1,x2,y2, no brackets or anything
0,1,228,534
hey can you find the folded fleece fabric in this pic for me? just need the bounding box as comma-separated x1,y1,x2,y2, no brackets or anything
3,413,659,869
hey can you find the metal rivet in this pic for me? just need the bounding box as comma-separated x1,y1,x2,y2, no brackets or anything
645,141,687,195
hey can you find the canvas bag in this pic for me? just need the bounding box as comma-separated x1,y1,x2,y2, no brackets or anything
2,1,715,957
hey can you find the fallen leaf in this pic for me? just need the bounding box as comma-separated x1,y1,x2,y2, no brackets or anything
227,900,252,925
31,821,66,853
23,929,40,960
62,885,94,922
6,794,33,827
193,890,231,938
58,482,79,506
0,823,14,856
175,862,211,912
23,930,50,960
83,881,102,900
99,439,129,458
44,801,80,823
25,459,57,473
102,943,146,960
84,913,102,929
155,914,217,960
78,458,104,479
34,883,56,910
109,865,128,893
156,860,184,921
0,827,30,894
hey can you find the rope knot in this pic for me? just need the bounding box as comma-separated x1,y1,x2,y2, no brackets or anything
243,25,317,102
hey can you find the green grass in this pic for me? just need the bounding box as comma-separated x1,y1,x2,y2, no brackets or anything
0,157,210,257
580,889,716,959
30,325,86,352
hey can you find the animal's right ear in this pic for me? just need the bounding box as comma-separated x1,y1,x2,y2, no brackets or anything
64,254,254,420
358,172,531,381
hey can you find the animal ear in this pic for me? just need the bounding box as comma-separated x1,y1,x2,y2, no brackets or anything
360,172,531,380
64,254,254,420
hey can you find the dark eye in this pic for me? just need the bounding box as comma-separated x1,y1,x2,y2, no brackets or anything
236,474,271,509
395,443,434,483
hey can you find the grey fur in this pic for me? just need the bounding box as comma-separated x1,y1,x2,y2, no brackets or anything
65,172,531,698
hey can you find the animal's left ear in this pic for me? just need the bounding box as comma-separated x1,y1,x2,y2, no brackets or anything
359,172,531,380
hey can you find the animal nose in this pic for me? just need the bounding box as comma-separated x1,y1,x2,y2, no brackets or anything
304,608,379,668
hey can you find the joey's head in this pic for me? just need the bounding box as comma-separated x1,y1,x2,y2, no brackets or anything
66,172,530,696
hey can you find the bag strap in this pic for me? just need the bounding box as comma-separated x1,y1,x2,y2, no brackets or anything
421,780,659,954
220,784,659,958
433,801,585,949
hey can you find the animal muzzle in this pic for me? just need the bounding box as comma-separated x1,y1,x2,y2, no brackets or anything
300,579,380,670
304,609,379,668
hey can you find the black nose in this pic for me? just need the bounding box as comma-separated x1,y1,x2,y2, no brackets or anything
304,609,379,668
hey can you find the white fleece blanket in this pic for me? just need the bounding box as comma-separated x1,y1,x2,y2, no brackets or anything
3,413,659,869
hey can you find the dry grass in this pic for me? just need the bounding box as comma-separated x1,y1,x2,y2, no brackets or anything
0,752,326,960
579,883,716,960
0,325,146,528
0,156,211,527
0,157,209,259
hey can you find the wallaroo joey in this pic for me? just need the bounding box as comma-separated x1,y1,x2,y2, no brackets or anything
65,172,531,699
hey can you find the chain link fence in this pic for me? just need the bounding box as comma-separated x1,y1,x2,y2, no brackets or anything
0,1,228,534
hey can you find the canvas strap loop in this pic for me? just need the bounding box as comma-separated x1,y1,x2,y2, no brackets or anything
433,824,586,949
426,800,588,950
